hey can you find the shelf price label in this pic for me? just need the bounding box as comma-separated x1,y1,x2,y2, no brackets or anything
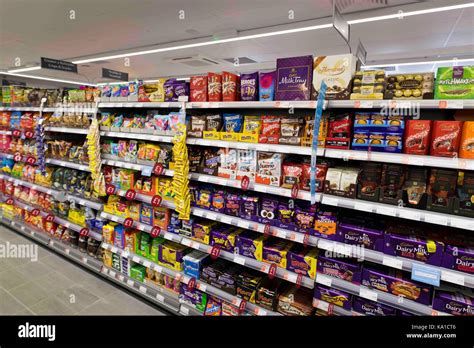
26,156,36,166
24,130,35,139
239,299,247,313
105,184,116,195
241,175,250,191
296,274,303,288
291,183,299,199
268,263,277,279
45,214,55,222
123,218,134,228
30,209,40,216
13,153,22,162
151,195,162,207
124,189,136,201
153,163,164,176
303,231,310,247
263,224,272,236
150,225,161,238
12,129,21,137
210,245,221,260
79,228,89,237
187,277,196,291
411,263,440,287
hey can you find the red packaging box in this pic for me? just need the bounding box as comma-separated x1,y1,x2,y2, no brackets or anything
208,73,222,102
430,121,463,158
222,72,239,101
190,76,208,102
325,113,352,149
404,120,432,155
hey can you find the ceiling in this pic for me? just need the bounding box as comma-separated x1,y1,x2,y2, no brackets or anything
0,0,473,85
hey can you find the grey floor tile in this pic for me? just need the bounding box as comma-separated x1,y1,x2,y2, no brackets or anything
0,269,30,290
35,271,75,294
0,288,29,314
9,281,49,307
14,307,35,315
55,285,100,312
30,297,77,315
17,261,53,280
79,278,117,298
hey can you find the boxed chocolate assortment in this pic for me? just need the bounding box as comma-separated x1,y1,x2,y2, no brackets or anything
256,278,282,311
201,259,240,295
312,54,357,100
350,70,385,99
336,220,384,252
352,297,397,316
277,284,315,316
286,244,318,279
432,289,474,316
316,256,363,283
435,66,474,99
427,168,457,212
441,245,474,274
384,73,434,99
456,171,474,216
275,55,313,101
313,284,352,310
236,270,263,303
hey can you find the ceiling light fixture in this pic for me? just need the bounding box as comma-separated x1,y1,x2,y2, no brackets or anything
1,72,95,86
8,66,42,73
363,57,474,68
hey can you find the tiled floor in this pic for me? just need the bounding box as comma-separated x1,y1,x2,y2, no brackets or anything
0,225,166,315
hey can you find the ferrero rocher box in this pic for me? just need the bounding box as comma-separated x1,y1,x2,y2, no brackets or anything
384,73,434,99
312,54,357,100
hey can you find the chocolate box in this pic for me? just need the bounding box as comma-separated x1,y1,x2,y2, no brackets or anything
404,120,432,155
312,210,338,240
352,297,397,316
430,121,463,158
362,267,432,304
434,66,474,100
313,284,352,310
257,197,279,225
441,245,474,274
256,277,282,311
277,284,315,316
236,271,263,304
210,227,242,253
383,232,444,266
385,73,434,100
262,238,293,269
316,256,362,283
236,231,268,261
312,54,357,100
286,245,318,279
432,290,474,316
179,283,207,313
183,250,209,280
275,55,313,101
158,241,190,271
201,259,239,295
336,222,384,251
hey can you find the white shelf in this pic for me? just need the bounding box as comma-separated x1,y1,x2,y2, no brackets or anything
328,99,474,109
99,102,182,108
100,131,174,143
324,148,474,171
0,106,96,113
187,101,319,109
45,158,91,172
321,194,474,231
44,127,89,134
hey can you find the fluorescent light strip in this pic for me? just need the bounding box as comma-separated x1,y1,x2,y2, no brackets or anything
363,58,474,68
8,66,42,73
1,72,94,86
72,23,333,64
348,3,474,24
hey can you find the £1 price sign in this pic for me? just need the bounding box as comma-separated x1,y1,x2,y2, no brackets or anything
187,277,196,291
79,228,89,237
239,299,247,313
31,208,40,216
151,195,162,207
26,156,36,165
268,263,277,279
153,163,164,176
24,130,35,139
45,214,55,222
210,245,221,260
125,189,136,201
105,184,116,195
150,226,161,238
241,175,250,191
291,183,299,199
123,218,134,228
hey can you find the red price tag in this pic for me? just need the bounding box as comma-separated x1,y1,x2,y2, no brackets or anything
79,228,89,237
187,277,196,291
438,101,447,109
303,231,310,248
6,198,14,205
268,263,277,279
12,129,21,137
296,274,303,288
327,303,334,316
31,208,40,216
210,245,221,260
105,184,116,195
125,189,136,201
264,224,272,236
291,183,299,199
24,130,34,139
354,101,361,108
123,218,134,228
153,163,164,176
239,299,247,313
150,225,161,238
13,153,22,162
45,214,55,222
26,156,36,165
151,195,162,207
241,175,250,191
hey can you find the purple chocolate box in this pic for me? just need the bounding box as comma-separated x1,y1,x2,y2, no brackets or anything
313,284,352,310
257,198,279,225
441,245,474,274
316,256,362,284
353,297,397,316
240,196,259,221
362,268,432,305
383,233,444,266
240,72,259,101
337,223,384,251
432,290,474,316
275,55,313,101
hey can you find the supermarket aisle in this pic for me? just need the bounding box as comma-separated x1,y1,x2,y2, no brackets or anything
0,225,166,315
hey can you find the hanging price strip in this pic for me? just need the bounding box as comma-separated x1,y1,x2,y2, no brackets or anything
150,226,161,238
124,189,136,201
153,163,164,176
123,218,134,228
268,263,277,279
79,228,89,237
241,175,250,191
105,184,116,195
210,245,221,260
151,195,163,207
